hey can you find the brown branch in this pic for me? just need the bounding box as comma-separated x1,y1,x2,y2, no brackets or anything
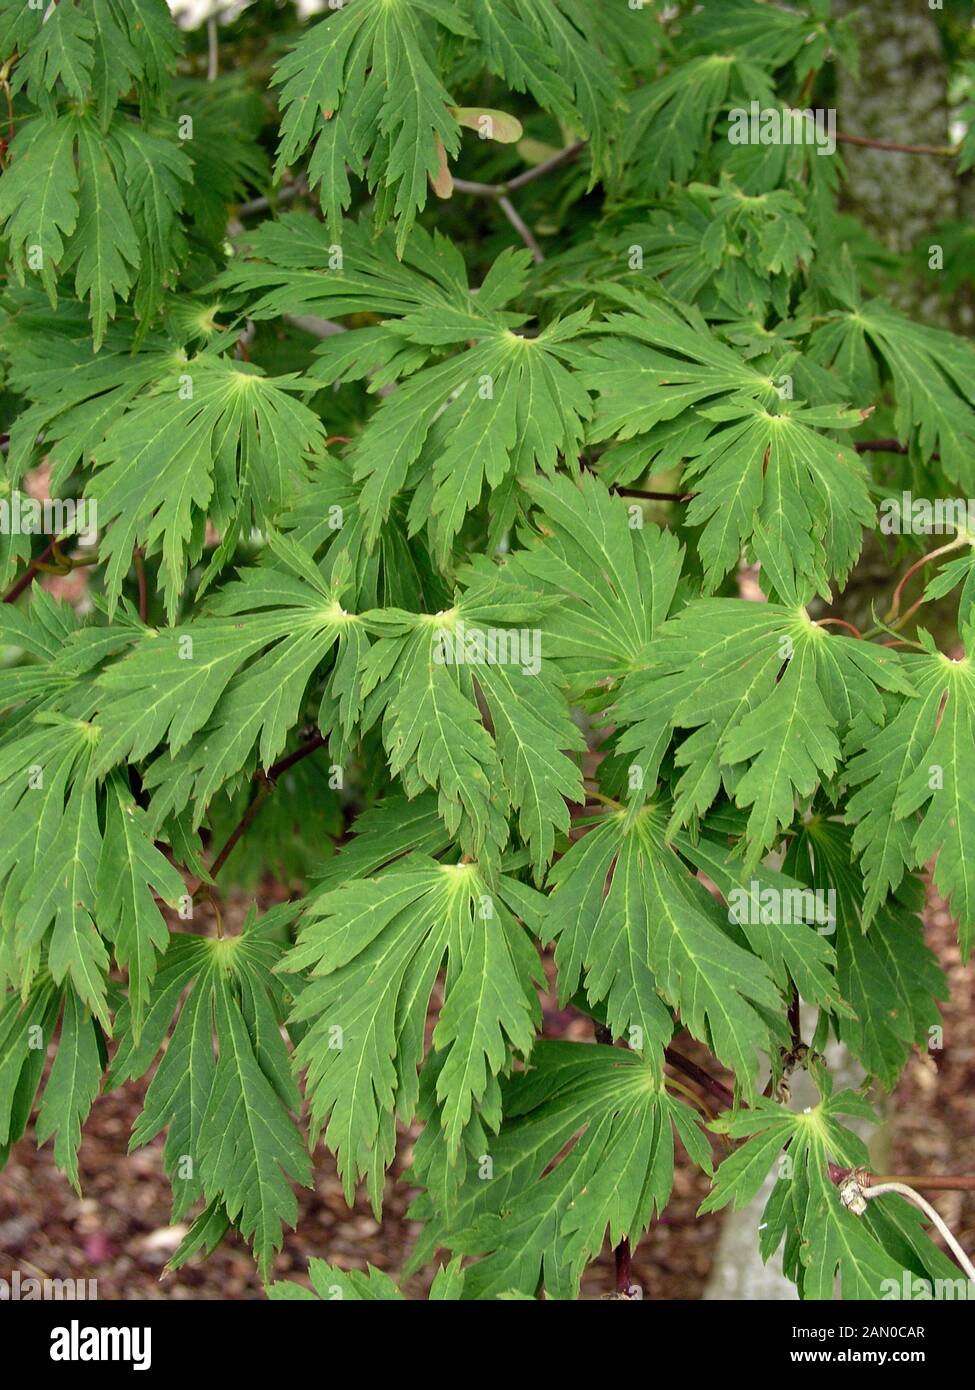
836,132,958,158
854,438,941,462
886,535,967,623
264,730,327,781
207,780,271,882
665,1047,735,1111
2,542,55,603
854,438,908,455
185,731,327,893
613,486,696,503
615,1238,637,1297
507,140,587,190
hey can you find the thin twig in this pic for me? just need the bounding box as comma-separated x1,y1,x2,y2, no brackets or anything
836,131,958,158
506,141,586,190
451,140,587,199
814,617,862,639
185,732,327,893
614,486,696,503
237,176,308,218
665,1048,735,1111
450,176,501,196
876,1174,975,1192
498,195,544,263
854,438,941,462
263,730,327,781
207,781,270,881
885,535,966,622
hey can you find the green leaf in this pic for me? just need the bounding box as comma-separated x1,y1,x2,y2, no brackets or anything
272,0,467,254
703,1083,958,1299
583,286,873,595
544,805,786,1090
35,986,103,1193
284,857,542,1208
112,920,311,1278
0,115,79,304
418,1042,710,1300
94,546,364,824
86,356,329,617
617,598,912,864
847,628,975,955
17,0,95,101
0,719,111,1029
810,296,975,489
68,116,141,350
96,773,185,1041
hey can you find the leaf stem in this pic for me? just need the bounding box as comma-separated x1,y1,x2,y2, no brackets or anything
813,617,862,638
884,535,967,623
